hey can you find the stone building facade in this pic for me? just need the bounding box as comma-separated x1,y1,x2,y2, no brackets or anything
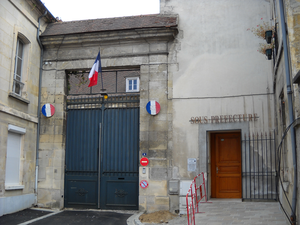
36,0,279,214
0,0,55,216
38,15,178,210
270,0,300,223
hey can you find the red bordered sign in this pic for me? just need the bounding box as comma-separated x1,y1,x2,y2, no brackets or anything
140,157,149,166
140,180,149,189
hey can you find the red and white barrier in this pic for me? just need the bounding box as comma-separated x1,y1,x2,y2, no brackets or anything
186,172,210,225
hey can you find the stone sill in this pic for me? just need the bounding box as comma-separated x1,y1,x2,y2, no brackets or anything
5,185,24,190
9,92,30,104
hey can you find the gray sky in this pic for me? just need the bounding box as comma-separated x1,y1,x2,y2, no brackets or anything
41,0,160,21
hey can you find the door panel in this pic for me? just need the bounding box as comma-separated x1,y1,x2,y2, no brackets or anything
211,132,241,198
104,179,138,207
65,109,101,208
65,175,98,207
100,108,139,210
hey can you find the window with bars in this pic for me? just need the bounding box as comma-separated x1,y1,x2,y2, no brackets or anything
67,69,140,95
13,38,25,95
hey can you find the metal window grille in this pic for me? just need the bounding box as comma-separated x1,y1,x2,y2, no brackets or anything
67,94,140,110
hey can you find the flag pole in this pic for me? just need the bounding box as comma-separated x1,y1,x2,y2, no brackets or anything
98,49,107,99
99,47,104,90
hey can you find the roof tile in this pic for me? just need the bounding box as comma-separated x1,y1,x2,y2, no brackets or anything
41,14,178,36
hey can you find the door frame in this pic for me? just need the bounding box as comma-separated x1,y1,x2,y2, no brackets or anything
198,123,249,200
210,131,242,198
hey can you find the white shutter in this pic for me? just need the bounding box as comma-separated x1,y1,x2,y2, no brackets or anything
5,132,21,185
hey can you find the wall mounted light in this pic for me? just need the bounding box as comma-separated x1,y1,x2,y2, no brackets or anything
265,30,273,44
100,89,108,99
265,49,272,60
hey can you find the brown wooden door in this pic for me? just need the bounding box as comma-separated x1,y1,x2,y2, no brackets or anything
211,132,241,198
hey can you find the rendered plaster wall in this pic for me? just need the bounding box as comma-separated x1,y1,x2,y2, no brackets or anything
161,0,275,210
0,0,48,215
39,30,175,211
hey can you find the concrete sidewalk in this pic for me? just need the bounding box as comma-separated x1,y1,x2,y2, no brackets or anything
128,199,289,225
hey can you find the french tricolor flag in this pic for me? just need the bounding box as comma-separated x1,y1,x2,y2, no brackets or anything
146,101,161,115
88,51,102,87
42,104,55,117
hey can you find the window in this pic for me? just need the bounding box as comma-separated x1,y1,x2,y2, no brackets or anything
5,125,26,190
13,38,24,95
126,77,139,92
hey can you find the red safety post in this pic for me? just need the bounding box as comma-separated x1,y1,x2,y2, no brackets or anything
194,172,210,213
186,181,196,225
186,172,211,225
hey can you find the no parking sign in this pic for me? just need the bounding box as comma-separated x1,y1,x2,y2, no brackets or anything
140,180,149,189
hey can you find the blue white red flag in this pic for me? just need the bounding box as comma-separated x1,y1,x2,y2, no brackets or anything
42,104,55,117
146,101,161,115
88,51,101,87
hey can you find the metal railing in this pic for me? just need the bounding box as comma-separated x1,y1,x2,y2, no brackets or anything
67,94,140,110
242,131,277,201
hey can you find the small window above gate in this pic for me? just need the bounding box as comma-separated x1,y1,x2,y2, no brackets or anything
126,77,140,92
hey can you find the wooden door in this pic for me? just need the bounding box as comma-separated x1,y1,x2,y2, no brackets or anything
211,132,241,198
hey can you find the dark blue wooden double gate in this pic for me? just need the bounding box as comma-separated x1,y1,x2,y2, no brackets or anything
64,95,139,209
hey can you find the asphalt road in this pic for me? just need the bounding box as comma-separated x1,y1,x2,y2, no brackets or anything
0,209,133,225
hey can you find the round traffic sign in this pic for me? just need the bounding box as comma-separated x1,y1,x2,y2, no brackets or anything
140,180,149,189
140,157,149,166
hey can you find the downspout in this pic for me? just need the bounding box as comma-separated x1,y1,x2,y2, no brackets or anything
278,0,297,222
35,11,47,204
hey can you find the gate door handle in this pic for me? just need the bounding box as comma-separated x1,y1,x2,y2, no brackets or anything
216,166,219,174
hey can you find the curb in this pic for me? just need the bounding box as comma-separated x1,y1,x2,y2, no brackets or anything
127,211,144,225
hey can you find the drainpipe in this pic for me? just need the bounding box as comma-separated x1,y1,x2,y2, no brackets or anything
278,0,297,222
35,11,47,204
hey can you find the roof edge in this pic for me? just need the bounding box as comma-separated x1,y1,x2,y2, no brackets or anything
26,0,57,22
40,14,178,37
